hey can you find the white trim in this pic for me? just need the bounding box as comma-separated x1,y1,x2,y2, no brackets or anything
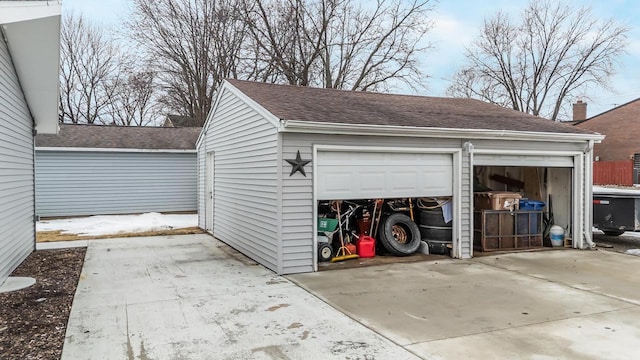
312,145,319,272
35,147,196,154
2,3,61,135
224,82,282,129
315,144,462,154
312,144,462,269
0,1,61,24
584,148,594,248
471,149,583,156
453,150,463,259
467,146,474,259
276,132,284,274
282,120,605,143
573,154,585,249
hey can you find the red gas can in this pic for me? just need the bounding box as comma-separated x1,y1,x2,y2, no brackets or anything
356,235,376,258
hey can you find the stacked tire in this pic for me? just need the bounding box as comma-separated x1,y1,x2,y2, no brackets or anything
418,206,452,255
378,213,421,256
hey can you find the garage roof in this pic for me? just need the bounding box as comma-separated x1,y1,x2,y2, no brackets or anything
36,124,202,150
227,80,595,135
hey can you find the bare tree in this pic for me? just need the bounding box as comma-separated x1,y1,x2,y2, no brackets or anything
243,0,433,91
59,13,125,124
127,0,249,126
447,0,628,121
106,67,160,126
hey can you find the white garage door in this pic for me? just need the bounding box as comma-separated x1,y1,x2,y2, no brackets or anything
317,151,453,200
474,154,573,167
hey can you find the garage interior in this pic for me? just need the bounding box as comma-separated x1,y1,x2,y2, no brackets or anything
473,165,573,253
316,161,573,270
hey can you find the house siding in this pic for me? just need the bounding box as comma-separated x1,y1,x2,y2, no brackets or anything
0,36,35,283
202,89,279,272
35,151,196,217
282,133,461,274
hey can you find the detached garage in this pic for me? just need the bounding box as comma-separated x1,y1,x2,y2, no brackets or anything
36,124,201,217
197,79,603,274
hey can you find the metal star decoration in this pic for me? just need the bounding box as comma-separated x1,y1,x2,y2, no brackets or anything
286,150,311,177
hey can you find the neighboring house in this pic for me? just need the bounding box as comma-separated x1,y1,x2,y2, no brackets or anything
196,79,603,275
162,115,200,127
574,99,640,185
0,2,61,286
574,98,640,161
35,124,201,217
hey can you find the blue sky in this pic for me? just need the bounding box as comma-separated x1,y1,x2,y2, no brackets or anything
63,0,640,119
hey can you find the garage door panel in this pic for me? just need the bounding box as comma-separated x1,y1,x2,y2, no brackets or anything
317,151,453,200
474,154,573,167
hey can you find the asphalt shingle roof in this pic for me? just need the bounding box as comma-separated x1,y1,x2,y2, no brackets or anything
227,79,595,135
36,124,201,150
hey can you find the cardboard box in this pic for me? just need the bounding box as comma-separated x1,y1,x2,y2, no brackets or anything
474,192,522,211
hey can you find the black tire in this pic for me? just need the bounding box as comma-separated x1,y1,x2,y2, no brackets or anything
603,230,625,236
318,243,333,262
379,213,421,256
419,208,448,226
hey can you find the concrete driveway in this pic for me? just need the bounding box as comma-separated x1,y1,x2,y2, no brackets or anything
62,234,417,359
289,250,640,359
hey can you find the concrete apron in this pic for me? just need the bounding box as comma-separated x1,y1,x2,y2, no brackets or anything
289,250,640,360
62,234,417,360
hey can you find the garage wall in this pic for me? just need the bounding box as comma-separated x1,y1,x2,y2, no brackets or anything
35,150,196,217
0,36,35,284
282,133,462,274
203,88,280,273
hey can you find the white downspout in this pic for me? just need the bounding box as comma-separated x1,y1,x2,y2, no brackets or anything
583,140,595,249
463,141,474,258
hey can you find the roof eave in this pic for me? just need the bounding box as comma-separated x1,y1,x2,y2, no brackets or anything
35,147,197,153
2,2,62,135
280,120,605,143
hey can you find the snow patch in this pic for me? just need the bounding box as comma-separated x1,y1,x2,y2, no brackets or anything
625,249,640,256
593,185,640,195
37,212,197,236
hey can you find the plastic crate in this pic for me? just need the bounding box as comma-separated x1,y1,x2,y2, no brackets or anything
519,199,546,211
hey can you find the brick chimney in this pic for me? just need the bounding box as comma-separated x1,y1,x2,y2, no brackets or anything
573,100,587,121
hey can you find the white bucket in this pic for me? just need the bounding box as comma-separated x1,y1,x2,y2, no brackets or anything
550,225,564,247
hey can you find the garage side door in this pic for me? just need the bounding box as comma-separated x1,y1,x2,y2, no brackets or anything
317,151,453,200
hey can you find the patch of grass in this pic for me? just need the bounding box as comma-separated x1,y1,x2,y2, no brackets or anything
36,227,205,243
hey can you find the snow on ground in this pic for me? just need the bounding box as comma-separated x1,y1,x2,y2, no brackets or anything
37,212,198,236
593,185,640,195
625,249,640,256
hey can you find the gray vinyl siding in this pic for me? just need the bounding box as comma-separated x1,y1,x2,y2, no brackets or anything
282,133,461,274
203,89,279,273
0,36,35,284
35,151,196,217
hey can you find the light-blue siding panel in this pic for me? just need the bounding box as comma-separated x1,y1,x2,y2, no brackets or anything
35,151,196,217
